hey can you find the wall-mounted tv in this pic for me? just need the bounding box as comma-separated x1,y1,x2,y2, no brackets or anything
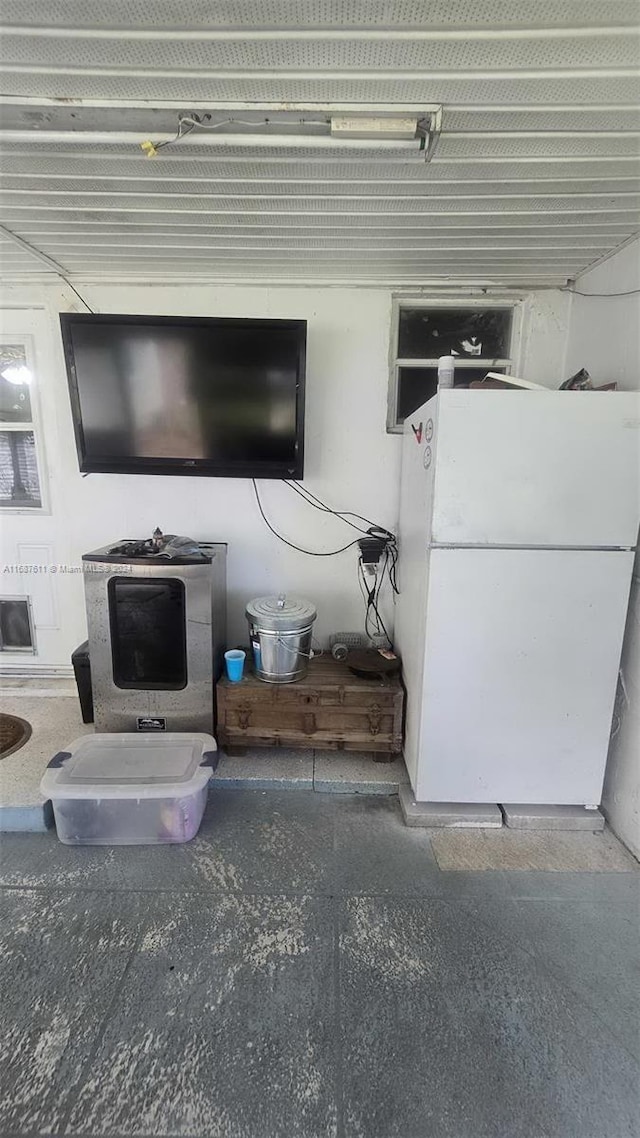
60,313,306,479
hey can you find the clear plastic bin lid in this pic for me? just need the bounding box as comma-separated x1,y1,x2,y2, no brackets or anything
41,733,217,800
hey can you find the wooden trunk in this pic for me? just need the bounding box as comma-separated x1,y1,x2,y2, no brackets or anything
216,655,404,756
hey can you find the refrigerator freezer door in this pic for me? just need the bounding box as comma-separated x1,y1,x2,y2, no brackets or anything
416,547,633,804
396,397,438,788
430,390,640,548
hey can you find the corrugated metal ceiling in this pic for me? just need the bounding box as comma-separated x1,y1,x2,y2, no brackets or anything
0,0,638,286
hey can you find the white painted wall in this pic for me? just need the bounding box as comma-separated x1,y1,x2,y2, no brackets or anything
567,240,640,858
0,281,569,670
565,238,640,391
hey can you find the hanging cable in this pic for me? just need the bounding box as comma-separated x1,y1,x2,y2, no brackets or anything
183,115,328,131
141,113,330,156
561,285,640,298
61,279,95,314
282,480,370,534
252,479,361,557
281,479,399,598
283,479,393,537
141,115,197,157
253,479,399,644
358,554,392,646
0,222,96,313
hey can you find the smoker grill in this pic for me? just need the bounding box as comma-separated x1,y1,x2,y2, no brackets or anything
82,538,226,734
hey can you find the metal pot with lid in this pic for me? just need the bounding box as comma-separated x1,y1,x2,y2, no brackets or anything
246,594,317,683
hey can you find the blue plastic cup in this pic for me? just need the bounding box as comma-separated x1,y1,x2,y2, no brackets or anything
224,649,246,683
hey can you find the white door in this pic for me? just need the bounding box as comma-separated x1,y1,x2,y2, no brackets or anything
0,308,79,671
429,390,640,548
416,547,634,804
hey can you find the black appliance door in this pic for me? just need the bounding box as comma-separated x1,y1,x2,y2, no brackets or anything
108,576,187,689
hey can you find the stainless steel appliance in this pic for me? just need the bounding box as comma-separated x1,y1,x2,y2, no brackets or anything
83,536,226,733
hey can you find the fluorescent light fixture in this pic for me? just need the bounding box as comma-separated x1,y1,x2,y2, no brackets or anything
330,115,419,140
0,106,443,163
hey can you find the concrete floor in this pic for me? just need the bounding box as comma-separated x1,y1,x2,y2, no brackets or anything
0,681,408,830
1,789,639,1138
1,681,93,829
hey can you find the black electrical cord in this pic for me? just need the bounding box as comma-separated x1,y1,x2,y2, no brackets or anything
359,554,383,639
62,278,95,314
372,549,393,642
283,477,399,597
282,479,370,534
252,479,362,556
376,548,390,612
388,542,399,595
357,561,374,631
283,479,386,535
358,555,392,646
254,477,398,643
357,560,380,640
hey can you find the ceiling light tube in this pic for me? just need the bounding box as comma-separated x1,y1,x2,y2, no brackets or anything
0,129,426,151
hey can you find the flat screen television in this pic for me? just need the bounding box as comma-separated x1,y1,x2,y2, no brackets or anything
60,313,306,479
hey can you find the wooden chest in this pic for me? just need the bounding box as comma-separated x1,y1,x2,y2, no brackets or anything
216,655,404,758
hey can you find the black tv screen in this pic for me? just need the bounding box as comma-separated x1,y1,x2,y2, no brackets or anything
60,313,306,478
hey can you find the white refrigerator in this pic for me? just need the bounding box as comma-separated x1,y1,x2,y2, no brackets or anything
395,390,640,806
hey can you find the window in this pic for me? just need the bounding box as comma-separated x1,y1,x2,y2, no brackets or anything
388,301,518,431
0,597,35,652
0,340,43,509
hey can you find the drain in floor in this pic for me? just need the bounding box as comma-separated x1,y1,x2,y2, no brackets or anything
0,713,32,759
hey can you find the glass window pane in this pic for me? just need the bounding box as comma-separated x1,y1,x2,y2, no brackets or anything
398,307,512,360
397,367,438,423
0,430,42,507
397,365,506,424
0,345,33,422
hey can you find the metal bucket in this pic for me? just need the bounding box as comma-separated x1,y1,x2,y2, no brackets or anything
246,594,317,683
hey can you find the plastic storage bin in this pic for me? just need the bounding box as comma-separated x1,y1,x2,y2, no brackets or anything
41,733,218,845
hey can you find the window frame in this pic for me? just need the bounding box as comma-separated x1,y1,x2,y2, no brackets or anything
387,297,523,433
0,333,49,513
